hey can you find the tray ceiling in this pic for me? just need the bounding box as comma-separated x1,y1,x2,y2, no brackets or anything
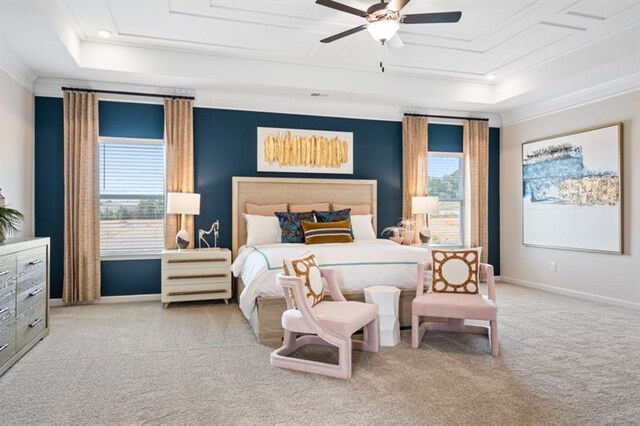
1,0,639,121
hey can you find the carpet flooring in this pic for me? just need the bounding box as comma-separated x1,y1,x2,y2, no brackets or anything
0,283,638,425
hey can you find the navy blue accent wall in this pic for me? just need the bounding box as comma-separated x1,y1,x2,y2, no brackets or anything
193,108,402,253
35,97,500,298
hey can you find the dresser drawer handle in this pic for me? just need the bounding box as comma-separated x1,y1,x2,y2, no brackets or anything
167,273,227,280
28,259,44,266
0,343,8,352
0,270,9,277
0,307,8,315
29,288,44,297
29,318,43,328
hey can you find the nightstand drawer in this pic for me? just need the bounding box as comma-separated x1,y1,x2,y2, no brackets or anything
163,254,231,270
163,268,230,286
163,282,230,297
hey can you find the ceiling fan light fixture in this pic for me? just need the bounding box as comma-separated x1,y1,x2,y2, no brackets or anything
367,19,399,43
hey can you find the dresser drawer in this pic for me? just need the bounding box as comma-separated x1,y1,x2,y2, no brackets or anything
0,254,16,292
17,301,46,349
17,247,46,294
0,321,16,366
17,281,46,316
0,288,16,328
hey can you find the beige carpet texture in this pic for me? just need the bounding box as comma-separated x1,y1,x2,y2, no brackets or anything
1,283,638,425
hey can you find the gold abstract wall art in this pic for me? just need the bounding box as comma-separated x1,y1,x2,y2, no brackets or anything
257,127,353,174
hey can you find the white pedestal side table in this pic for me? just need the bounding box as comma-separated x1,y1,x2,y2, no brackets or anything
364,286,401,347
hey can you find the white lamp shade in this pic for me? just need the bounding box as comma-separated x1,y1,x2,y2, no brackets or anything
412,196,439,215
367,19,399,42
167,192,200,215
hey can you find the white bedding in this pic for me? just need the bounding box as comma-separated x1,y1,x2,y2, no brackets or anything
232,239,430,319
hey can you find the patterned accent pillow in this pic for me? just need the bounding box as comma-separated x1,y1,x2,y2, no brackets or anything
282,252,324,308
275,211,315,243
431,248,482,294
314,208,351,223
302,220,353,244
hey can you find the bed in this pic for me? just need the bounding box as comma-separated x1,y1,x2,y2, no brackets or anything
231,176,431,345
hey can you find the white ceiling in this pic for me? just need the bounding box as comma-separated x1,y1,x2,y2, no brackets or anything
1,0,639,123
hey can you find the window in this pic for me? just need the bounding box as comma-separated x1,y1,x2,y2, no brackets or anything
99,138,165,257
427,152,464,246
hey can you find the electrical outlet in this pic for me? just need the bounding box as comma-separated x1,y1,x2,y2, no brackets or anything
550,261,557,272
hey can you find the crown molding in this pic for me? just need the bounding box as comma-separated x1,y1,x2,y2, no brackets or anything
34,77,502,126
500,73,640,126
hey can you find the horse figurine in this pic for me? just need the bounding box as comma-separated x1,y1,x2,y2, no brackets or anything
198,220,220,249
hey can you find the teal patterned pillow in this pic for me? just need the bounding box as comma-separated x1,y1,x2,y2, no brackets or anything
275,211,315,243
314,208,351,223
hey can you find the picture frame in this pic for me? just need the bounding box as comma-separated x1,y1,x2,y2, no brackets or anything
521,123,623,254
257,127,354,174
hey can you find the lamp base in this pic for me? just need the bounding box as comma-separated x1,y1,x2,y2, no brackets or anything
176,229,190,250
419,226,431,244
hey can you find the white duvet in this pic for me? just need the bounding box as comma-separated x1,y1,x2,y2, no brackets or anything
232,239,430,319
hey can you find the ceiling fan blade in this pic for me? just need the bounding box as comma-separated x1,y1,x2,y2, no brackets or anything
386,34,404,50
320,24,368,43
402,11,462,24
315,0,368,18
387,0,411,12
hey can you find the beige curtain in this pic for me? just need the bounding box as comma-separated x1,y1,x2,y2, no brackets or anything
402,116,428,243
164,98,195,249
63,91,101,303
463,120,489,263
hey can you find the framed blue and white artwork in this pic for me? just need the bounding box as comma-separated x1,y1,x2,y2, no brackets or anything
522,123,622,254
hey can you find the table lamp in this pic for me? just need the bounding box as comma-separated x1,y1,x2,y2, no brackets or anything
167,192,200,250
412,196,439,245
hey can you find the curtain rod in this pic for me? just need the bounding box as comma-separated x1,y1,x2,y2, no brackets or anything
61,87,195,101
404,113,489,122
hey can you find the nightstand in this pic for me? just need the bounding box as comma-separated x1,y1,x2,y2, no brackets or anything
161,248,232,308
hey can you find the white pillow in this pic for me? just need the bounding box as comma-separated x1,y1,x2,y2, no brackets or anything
351,214,376,241
243,214,281,246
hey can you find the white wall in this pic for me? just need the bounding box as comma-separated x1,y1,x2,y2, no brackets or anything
0,67,34,237
500,91,640,308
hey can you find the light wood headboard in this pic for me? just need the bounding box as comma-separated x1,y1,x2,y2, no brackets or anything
232,177,377,257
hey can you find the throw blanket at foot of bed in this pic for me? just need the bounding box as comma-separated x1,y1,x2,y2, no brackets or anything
232,239,431,320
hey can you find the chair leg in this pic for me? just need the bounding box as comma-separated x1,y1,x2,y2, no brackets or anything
411,314,420,348
362,318,379,353
490,320,499,356
337,338,353,379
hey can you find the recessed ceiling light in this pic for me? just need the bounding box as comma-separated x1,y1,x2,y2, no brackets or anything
98,29,112,38
485,74,496,81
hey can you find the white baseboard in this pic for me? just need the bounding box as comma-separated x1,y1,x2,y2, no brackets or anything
500,276,639,310
50,294,161,307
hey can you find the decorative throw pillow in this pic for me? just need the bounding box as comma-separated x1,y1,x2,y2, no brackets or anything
351,215,376,241
314,208,351,223
431,248,482,294
243,214,281,246
302,220,353,244
282,252,324,308
289,202,330,213
246,202,288,216
332,203,371,215
275,211,315,243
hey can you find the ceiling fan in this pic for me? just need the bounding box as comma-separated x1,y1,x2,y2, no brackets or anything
316,0,461,49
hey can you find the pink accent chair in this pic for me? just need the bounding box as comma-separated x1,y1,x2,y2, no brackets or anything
411,262,499,356
270,268,379,379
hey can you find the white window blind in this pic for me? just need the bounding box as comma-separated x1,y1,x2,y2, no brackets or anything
427,152,464,246
99,138,165,256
